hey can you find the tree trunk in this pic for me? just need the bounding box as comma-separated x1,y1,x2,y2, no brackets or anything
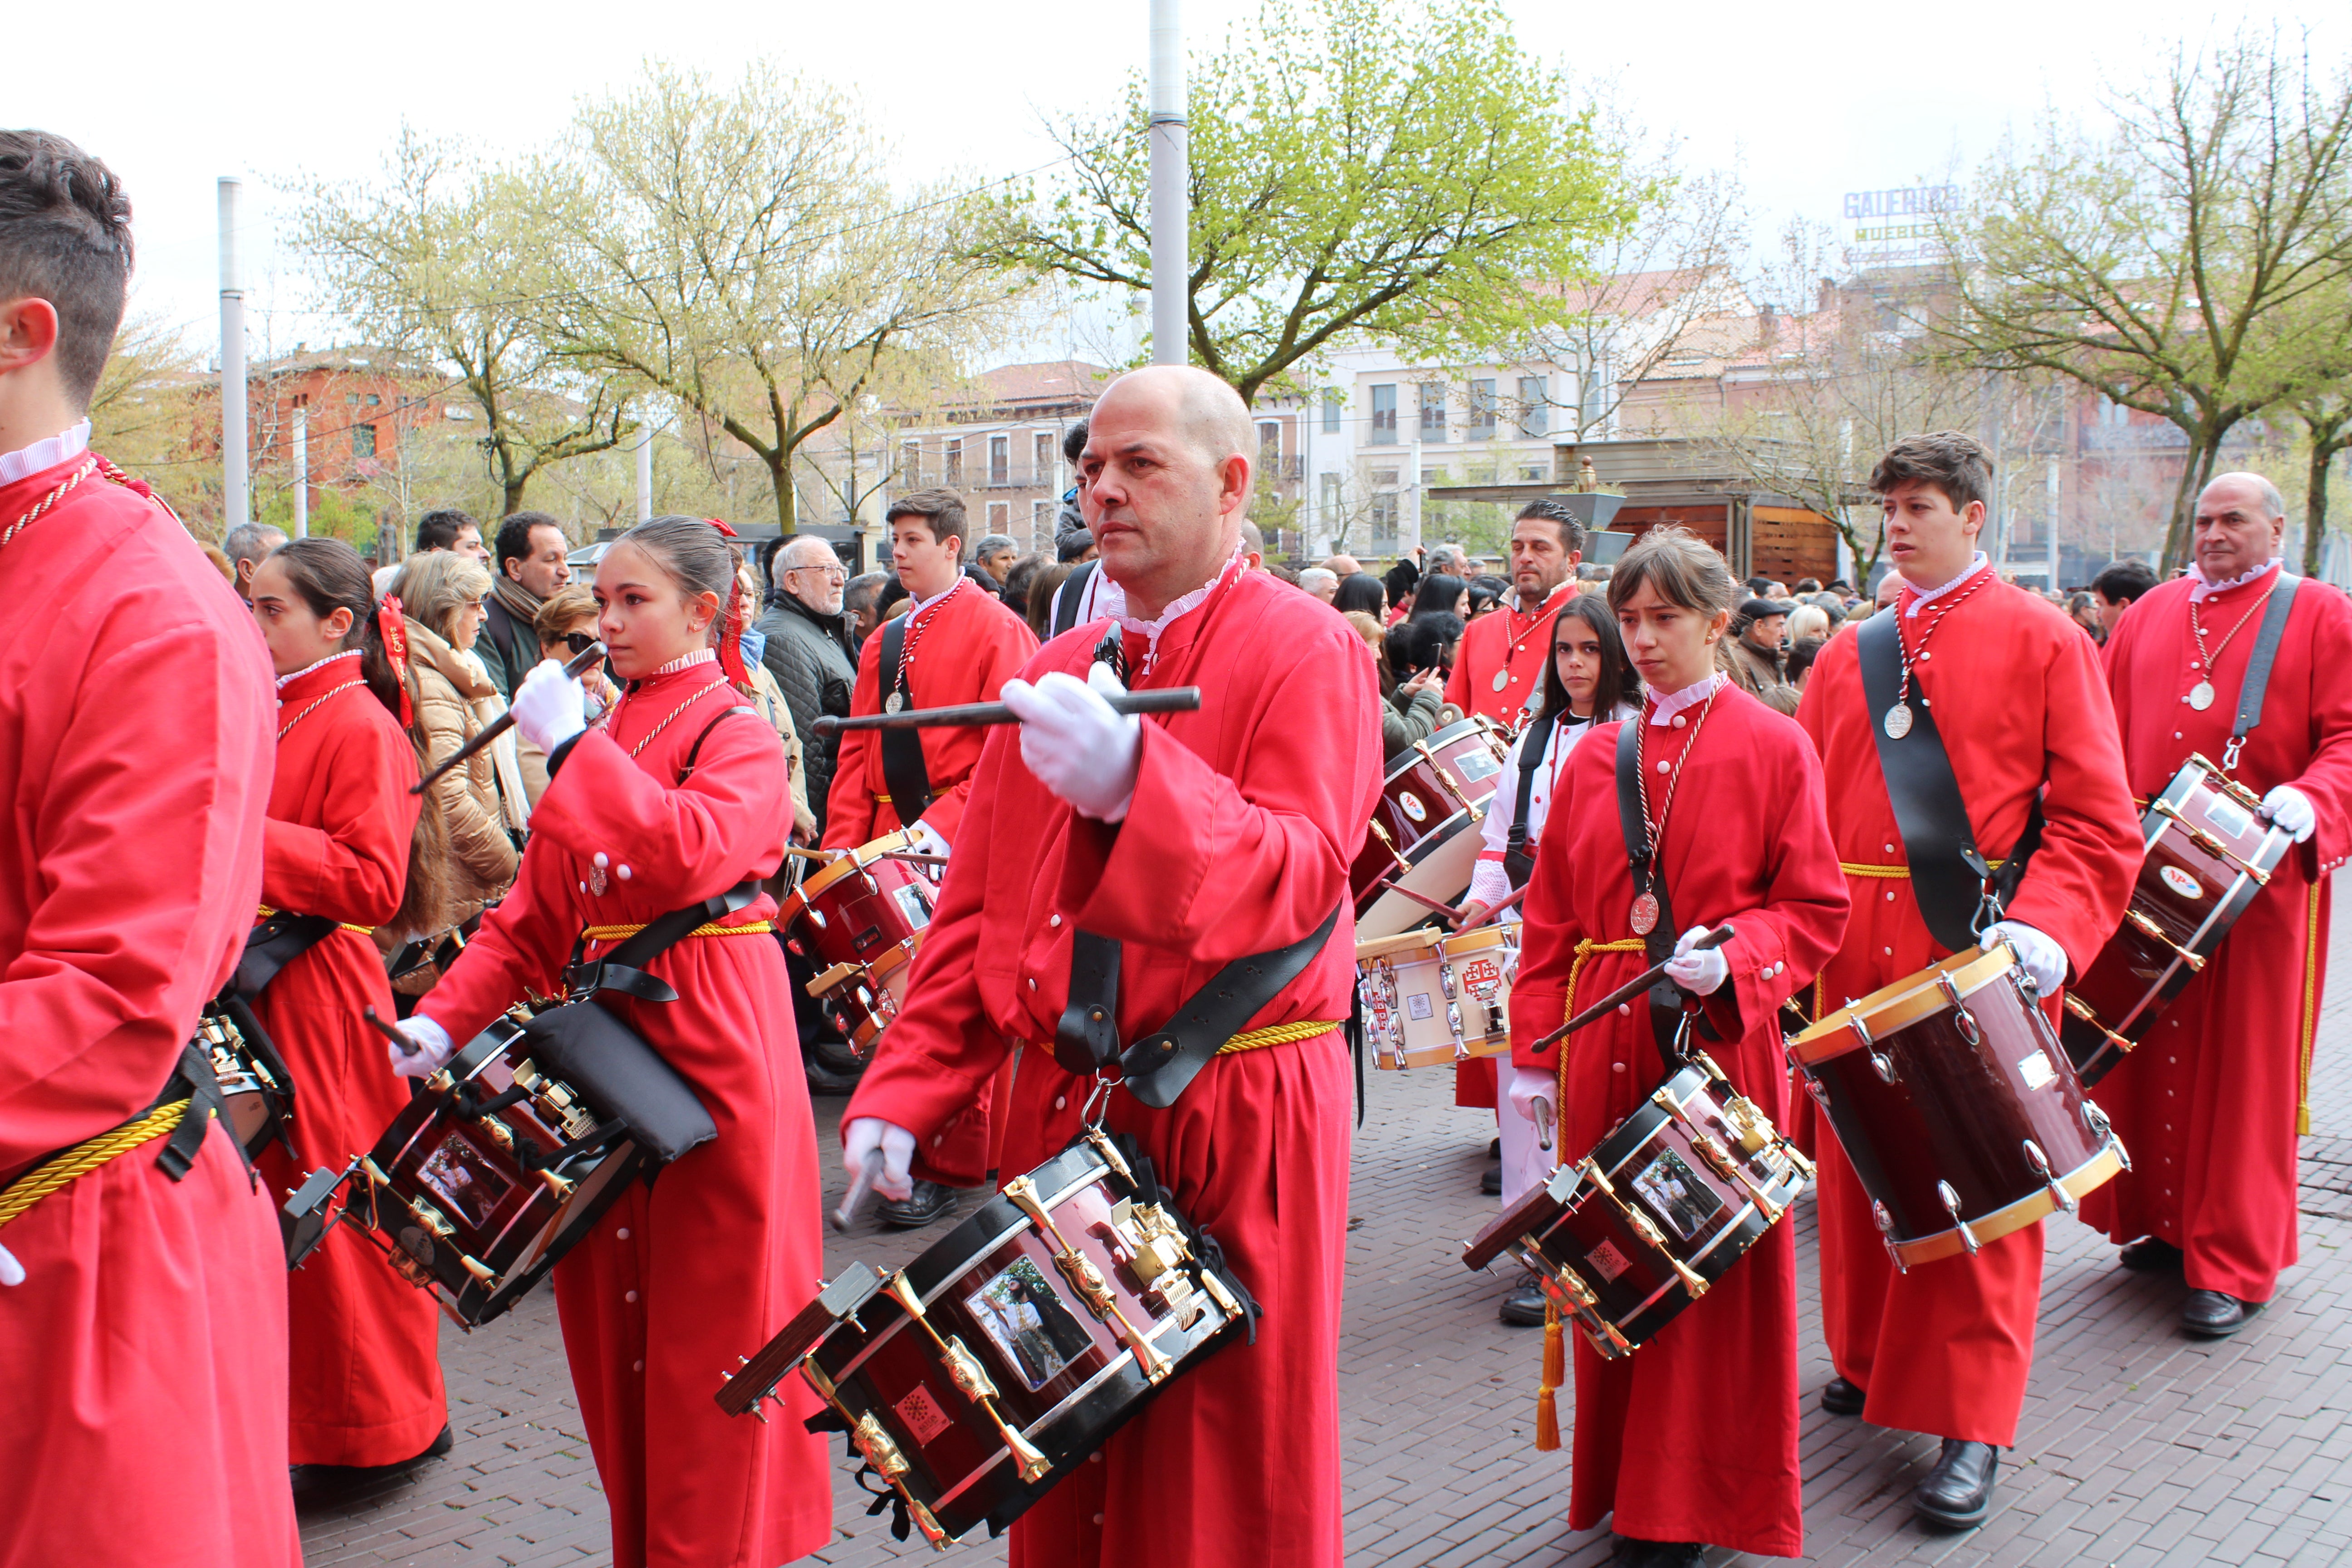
2308,436,2337,578
768,451,796,534
2159,431,2221,575
503,472,529,517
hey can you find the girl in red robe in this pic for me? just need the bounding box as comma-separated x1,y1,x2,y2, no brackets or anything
393,515,832,1568
1508,527,1849,1563
246,538,451,1474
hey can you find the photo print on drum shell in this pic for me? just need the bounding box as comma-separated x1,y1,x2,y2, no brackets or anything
416,1130,514,1229
965,1256,1098,1391
1629,1147,1723,1244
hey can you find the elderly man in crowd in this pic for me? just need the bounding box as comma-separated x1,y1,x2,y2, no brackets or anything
972,532,1018,590
220,519,287,603
1298,566,1340,603
758,536,859,839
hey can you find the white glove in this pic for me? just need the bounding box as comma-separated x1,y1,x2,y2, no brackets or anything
0,1241,22,1287
1985,920,2067,994
1505,1065,1556,1127
1465,858,1512,915
999,662,1141,822
1664,926,1729,995
843,1116,918,1203
510,658,588,755
907,818,951,861
388,1014,457,1079
2263,784,2317,843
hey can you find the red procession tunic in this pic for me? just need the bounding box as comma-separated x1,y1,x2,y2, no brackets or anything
421,657,831,1568
1508,681,1847,1557
823,581,1038,849
0,453,299,1567
844,568,1382,1568
249,653,448,1465
1795,573,2141,1446
2082,564,2352,1302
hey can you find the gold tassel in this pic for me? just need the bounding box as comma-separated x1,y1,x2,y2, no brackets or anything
1534,1296,1564,1451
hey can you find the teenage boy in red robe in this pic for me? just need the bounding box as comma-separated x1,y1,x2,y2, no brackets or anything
823,486,1038,854
2083,471,2352,1336
842,365,1382,1568
1795,430,2141,1530
0,129,297,1566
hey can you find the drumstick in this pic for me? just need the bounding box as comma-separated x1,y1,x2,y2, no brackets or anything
782,845,841,862
811,686,1201,735
1455,886,1529,929
412,641,609,795
361,1004,415,1057
877,850,951,866
1378,883,1467,920
831,1150,885,1232
1524,924,1735,1054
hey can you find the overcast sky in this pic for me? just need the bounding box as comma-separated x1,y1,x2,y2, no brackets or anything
16,0,2343,365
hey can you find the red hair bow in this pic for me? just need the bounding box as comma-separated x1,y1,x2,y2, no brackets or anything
704,516,740,538
377,595,415,728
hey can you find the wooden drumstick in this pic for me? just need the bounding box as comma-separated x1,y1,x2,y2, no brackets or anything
1454,887,1528,929
361,1004,415,1057
811,686,1201,735
1524,924,1735,1053
411,640,608,795
831,1150,885,1232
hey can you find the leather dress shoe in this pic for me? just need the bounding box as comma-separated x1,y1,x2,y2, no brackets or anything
1480,1162,1503,1196
291,1424,453,1497
1820,1375,1866,1416
803,1038,866,1096
1499,1280,1548,1326
2182,1288,2259,1338
1913,1437,1998,1529
1488,1137,1502,1158
2119,1236,2184,1272
1612,1539,1706,1566
878,1179,956,1229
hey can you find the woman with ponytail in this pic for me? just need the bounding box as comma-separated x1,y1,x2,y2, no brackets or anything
244,536,451,1483
385,515,831,1567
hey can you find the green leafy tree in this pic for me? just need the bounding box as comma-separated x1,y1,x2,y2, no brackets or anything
991,0,1646,404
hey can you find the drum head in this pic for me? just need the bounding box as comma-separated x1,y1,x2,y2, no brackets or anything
1788,944,2014,1068
1354,817,1481,938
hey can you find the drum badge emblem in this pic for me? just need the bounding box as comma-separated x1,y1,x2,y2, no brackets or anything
1462,957,1504,1001
1398,791,1426,823
2160,866,2202,900
894,1384,954,1445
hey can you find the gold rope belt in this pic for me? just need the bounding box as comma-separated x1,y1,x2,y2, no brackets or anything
874,793,892,804
256,904,374,935
0,1100,206,1230
1219,1019,1343,1055
1557,936,1649,1162
1836,857,2004,880
580,920,777,944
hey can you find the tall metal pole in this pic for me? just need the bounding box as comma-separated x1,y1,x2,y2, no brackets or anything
218,177,248,531
635,420,654,524
2046,457,2061,590
1148,0,1188,367
292,401,309,538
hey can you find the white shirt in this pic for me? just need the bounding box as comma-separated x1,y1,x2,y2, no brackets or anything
1905,551,1992,616
0,420,90,486
1468,701,1640,910
1646,671,1724,726
274,648,363,692
2187,555,2284,603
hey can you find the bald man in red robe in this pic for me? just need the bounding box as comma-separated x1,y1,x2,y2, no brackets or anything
1796,431,2140,1531
0,128,296,1566
823,487,1038,854
842,365,1381,1568
2083,472,2352,1337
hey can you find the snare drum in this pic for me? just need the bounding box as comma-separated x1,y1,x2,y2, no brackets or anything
282,1015,646,1326
715,1130,1253,1546
1351,719,1510,938
1357,925,1517,1070
196,993,295,1160
781,829,938,1056
1461,1054,1811,1357
1788,945,2127,1269
2061,755,2292,1085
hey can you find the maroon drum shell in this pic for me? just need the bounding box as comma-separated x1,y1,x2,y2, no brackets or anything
1348,719,1508,934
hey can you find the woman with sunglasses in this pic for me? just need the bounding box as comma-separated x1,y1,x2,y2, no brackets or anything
519,585,621,808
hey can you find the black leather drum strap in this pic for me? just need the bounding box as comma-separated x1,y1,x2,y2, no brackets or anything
1051,561,1098,639
2231,574,2303,745
1055,931,1123,1075
874,615,933,825
1856,612,2039,953
1502,709,1557,888
1614,721,1690,1073
1119,904,1345,1109
230,912,338,1000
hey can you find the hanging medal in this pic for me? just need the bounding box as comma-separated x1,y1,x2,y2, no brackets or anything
2187,681,2215,711
1492,669,1510,694
1631,684,1719,937
1883,701,1914,739
2185,581,2269,715
1629,889,1661,935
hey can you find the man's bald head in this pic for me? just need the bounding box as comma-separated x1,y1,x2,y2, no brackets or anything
2194,470,2288,583
778,535,837,572
1080,365,1259,618
1099,365,1257,475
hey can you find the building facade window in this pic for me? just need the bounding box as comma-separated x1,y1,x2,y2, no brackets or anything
1320,473,1342,514
901,440,921,486
988,501,1010,532
1370,493,1398,553
1370,384,1397,445
1258,421,1281,464
353,424,377,459
990,435,1009,485
1035,431,1055,482
1517,376,1548,439
946,439,963,487
1519,463,1549,483
1418,383,1446,443
1470,378,1498,439
1323,391,1343,433
1033,498,1051,537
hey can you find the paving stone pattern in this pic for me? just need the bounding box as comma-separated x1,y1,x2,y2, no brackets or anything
300,886,2352,1565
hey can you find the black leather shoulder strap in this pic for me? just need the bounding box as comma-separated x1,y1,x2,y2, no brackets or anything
567,880,761,1004
1118,904,1345,1109
230,912,339,1000
1613,720,1676,965
679,703,758,784
2232,573,2303,744
1052,561,1098,639
1856,610,2004,952
1502,710,1556,887
874,614,933,823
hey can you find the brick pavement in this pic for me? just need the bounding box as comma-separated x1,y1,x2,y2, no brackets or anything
300,887,2352,1565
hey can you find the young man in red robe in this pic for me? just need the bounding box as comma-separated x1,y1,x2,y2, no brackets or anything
823,485,1039,854
2083,471,2352,1336
1795,431,2141,1530
0,130,298,1566
1508,527,1849,1564
841,364,1382,1568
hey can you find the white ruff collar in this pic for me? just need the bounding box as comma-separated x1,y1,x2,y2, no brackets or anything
1904,552,1991,617
651,648,717,676
1645,671,1724,725
275,648,363,692
1097,541,1248,655
2188,556,2283,603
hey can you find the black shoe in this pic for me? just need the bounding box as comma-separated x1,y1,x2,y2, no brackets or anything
1913,1437,1998,1530
1499,1281,1548,1326
1820,1376,1866,1416
878,1179,955,1229
289,1426,453,1498
2182,1288,2259,1338
804,1040,866,1096
1480,1162,1503,1196
1616,1540,1706,1567
1488,1137,1502,1158
2119,1236,2185,1272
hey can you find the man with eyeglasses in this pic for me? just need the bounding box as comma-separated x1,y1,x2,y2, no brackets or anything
757,535,859,838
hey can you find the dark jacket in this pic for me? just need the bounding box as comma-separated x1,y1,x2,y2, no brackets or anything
756,589,858,831
476,591,535,702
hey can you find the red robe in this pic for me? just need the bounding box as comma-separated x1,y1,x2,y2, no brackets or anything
1795,574,2141,1446
0,453,298,1566
843,568,1382,1568
1444,582,1568,727
823,580,1038,848
250,654,448,1465
421,658,831,1568
2082,564,2352,1301
1508,683,1848,1556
